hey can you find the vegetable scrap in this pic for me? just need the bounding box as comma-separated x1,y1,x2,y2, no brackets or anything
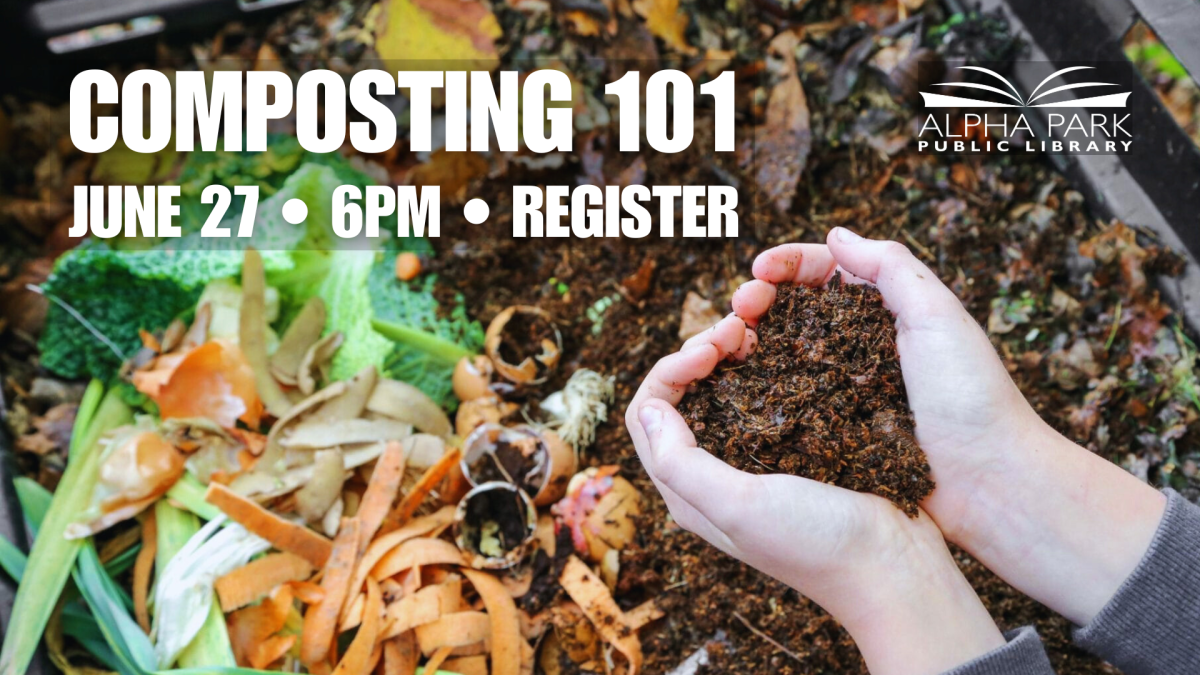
2,248,643,675
680,279,935,515
5,0,1200,672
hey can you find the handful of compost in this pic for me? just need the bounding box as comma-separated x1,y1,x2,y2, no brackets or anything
678,276,934,515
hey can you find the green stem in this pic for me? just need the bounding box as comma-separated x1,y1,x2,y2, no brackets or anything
371,318,474,364
0,386,133,675
156,502,236,668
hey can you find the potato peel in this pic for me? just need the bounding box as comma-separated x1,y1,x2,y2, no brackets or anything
559,556,642,674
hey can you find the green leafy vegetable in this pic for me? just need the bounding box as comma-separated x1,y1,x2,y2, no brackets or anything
0,386,132,675
318,250,396,381
37,245,206,381
371,267,484,409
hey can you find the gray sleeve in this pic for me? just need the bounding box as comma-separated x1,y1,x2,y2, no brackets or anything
942,627,1056,675
1074,488,1200,674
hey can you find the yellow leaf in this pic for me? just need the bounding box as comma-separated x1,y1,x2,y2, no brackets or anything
375,0,502,70
633,0,696,55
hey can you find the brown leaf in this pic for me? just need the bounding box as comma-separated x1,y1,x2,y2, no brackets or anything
408,150,490,203
748,34,810,212
16,403,77,456
678,292,723,341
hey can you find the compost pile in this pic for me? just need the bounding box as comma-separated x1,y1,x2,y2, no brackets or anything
679,278,933,515
4,0,1200,673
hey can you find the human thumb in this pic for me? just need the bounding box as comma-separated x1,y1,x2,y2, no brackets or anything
826,227,964,322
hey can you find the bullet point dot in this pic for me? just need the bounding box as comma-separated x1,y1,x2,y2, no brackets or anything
282,198,308,224
464,198,489,224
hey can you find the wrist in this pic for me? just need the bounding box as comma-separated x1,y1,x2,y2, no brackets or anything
836,531,1005,675
949,419,1166,625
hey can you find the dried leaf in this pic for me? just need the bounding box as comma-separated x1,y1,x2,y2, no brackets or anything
632,0,696,55
376,0,501,70
678,292,723,341
749,33,810,213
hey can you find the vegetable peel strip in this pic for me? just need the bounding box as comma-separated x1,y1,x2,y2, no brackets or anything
333,578,383,675
215,551,315,611
350,506,454,602
422,646,454,675
382,448,462,533
559,556,642,674
383,632,419,675
132,511,158,634
371,538,465,581
357,440,408,554
301,518,362,668
205,482,333,567
413,611,490,655
380,577,463,639
241,248,292,418
462,568,523,675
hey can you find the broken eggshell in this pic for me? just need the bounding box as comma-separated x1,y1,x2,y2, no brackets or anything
460,424,577,507
452,355,495,401
454,394,518,438
484,306,562,385
453,481,537,570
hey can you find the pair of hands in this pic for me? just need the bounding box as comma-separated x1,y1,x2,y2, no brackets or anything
625,228,1167,675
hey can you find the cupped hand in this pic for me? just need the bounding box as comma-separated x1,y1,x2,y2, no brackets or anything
731,228,1036,548
732,228,1166,626
625,314,1005,675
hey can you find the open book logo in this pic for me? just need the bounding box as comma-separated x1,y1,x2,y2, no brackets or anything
920,66,1130,108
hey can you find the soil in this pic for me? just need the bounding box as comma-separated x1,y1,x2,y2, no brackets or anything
677,278,934,516
422,143,1139,674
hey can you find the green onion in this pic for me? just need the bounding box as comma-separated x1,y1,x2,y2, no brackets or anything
104,542,143,577
176,603,236,669
0,384,132,675
74,540,157,675
156,501,236,669
165,472,223,521
0,535,26,582
70,379,105,458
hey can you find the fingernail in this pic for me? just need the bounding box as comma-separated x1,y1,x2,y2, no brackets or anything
639,404,662,438
836,227,862,243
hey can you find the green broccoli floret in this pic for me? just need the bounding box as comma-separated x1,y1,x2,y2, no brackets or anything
38,245,205,381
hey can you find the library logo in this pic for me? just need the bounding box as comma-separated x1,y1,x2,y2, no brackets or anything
916,65,1133,154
